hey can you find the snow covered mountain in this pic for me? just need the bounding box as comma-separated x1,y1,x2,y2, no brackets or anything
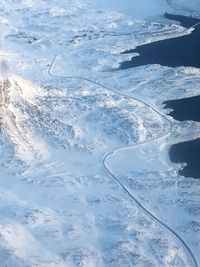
0,0,200,266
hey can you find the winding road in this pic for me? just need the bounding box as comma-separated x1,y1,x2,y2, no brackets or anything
48,55,198,267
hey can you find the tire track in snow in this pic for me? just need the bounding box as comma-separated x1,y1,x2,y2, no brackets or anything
48,55,198,267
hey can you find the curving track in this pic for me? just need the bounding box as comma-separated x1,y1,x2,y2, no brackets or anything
48,55,198,267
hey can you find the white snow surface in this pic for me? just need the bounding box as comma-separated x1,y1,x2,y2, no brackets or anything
93,0,171,19
0,0,200,267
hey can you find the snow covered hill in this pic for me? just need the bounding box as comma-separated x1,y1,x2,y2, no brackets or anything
0,0,199,266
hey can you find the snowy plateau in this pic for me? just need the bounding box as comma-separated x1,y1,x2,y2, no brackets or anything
0,0,200,266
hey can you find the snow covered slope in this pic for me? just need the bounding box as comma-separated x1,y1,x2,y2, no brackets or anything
168,0,200,16
93,0,200,19
93,0,171,19
0,0,199,266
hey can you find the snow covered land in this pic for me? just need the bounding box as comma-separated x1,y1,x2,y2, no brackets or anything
0,0,200,266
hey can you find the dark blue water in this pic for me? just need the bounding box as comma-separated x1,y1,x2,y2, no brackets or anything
160,15,200,179
170,138,200,178
164,95,200,122
119,13,200,178
164,95,200,179
120,13,200,69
